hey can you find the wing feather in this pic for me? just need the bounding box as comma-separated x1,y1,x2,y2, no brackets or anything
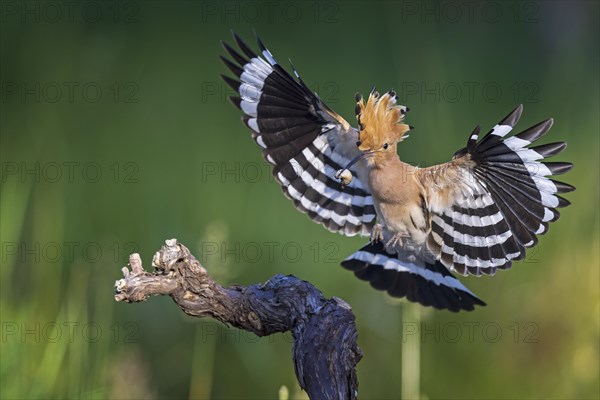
221,32,376,236
420,105,574,276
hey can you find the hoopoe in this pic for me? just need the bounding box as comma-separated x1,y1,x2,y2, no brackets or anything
220,33,575,312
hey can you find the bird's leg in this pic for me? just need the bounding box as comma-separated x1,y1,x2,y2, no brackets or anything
370,223,384,244
385,233,405,250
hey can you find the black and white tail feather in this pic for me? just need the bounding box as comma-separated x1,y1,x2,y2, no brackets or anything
221,32,574,312
341,230,487,312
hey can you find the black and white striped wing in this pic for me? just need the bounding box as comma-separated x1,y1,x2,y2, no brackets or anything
221,33,376,236
342,230,485,312
425,105,575,276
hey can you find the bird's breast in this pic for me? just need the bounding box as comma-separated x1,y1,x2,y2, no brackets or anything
369,164,429,242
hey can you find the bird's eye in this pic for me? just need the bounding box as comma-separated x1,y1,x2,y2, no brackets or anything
356,141,362,147
383,143,389,150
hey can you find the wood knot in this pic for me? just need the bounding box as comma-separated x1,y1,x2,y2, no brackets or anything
247,311,262,331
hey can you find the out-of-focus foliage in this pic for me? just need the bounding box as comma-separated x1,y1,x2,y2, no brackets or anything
1,1,598,399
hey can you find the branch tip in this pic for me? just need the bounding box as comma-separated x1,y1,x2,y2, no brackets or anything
332,296,352,311
129,253,144,274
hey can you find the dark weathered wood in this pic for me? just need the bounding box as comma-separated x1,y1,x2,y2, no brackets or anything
115,239,362,399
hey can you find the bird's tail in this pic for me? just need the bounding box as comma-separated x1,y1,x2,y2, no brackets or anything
341,241,486,312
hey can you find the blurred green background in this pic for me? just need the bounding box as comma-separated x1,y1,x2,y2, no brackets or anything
1,1,598,399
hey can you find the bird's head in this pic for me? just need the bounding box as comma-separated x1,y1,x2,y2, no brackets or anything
348,89,412,168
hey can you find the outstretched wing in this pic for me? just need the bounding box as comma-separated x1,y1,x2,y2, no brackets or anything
342,227,485,312
419,105,575,276
221,32,376,237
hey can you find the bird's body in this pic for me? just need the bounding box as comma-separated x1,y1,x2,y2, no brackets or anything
220,33,575,312
370,160,428,245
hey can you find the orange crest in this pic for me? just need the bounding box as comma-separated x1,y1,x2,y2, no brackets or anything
355,90,410,151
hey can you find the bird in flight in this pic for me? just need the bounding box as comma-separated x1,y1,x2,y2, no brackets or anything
220,32,575,312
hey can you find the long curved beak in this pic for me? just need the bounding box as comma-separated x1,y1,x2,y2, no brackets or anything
342,150,374,171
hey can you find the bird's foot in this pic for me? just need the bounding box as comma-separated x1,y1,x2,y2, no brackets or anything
385,234,404,250
370,224,384,244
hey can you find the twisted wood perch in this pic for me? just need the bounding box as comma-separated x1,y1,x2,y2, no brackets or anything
114,239,363,399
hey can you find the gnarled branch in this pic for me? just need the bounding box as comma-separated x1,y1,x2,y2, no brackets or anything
114,239,362,400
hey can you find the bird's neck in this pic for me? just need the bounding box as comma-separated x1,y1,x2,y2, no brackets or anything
370,152,402,171
367,154,404,198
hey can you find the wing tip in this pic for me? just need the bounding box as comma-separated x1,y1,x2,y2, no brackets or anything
254,30,267,52
229,96,241,109
220,74,240,91
553,179,576,193
232,31,257,59
499,103,524,127
545,161,574,175
219,55,243,77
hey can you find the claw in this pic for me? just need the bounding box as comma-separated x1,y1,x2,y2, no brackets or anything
385,234,404,250
370,223,384,244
